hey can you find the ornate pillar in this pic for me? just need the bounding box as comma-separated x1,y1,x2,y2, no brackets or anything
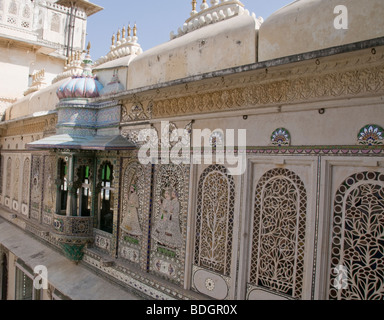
66,154,76,217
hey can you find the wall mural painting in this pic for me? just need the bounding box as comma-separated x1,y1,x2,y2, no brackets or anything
42,155,56,226
121,180,143,237
152,187,183,249
119,159,150,268
150,164,189,284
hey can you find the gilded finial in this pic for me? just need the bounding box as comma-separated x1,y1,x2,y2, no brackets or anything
128,24,132,37
112,33,115,45
117,28,121,42
122,26,126,38
87,41,91,54
192,0,197,12
133,23,137,37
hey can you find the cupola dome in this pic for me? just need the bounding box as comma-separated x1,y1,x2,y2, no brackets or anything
57,45,104,99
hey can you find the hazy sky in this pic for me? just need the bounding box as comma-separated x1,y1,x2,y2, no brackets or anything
86,0,292,60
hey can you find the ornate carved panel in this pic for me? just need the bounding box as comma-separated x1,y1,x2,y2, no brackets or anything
194,165,235,277
42,155,56,226
13,158,19,202
329,171,384,300
152,63,384,118
119,158,151,270
192,164,236,300
248,168,307,300
0,156,3,196
30,155,44,221
150,163,189,284
5,157,11,199
22,158,30,205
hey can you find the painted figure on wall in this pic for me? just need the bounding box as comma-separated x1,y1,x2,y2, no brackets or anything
121,184,143,237
153,188,183,249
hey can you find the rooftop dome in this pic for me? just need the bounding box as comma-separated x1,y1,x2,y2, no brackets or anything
259,0,384,61
57,49,104,99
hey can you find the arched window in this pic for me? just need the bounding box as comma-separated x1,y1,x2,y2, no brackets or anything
58,159,68,214
249,168,307,299
329,171,384,300
99,162,114,234
194,165,235,277
50,13,60,33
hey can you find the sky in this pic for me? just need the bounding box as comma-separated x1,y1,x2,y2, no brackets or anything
86,0,292,60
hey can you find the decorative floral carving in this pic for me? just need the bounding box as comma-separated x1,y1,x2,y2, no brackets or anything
249,168,307,299
22,158,30,204
152,64,384,118
357,125,384,146
121,101,153,122
13,158,20,201
30,156,44,221
5,157,11,198
194,165,235,277
329,171,384,300
271,128,291,147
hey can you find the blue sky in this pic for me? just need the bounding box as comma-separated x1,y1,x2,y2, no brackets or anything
86,0,291,60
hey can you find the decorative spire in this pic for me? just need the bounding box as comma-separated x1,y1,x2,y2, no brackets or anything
82,45,94,77
171,0,263,40
93,21,143,67
191,0,197,16
117,28,121,42
128,24,132,37
201,0,209,10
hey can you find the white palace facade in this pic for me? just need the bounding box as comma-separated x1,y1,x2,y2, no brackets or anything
0,0,383,300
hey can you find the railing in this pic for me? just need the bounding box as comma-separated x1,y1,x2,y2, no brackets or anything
52,213,94,241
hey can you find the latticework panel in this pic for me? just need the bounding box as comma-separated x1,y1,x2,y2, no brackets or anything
249,168,307,299
194,165,236,277
22,158,30,204
13,158,20,201
5,157,11,198
329,171,384,300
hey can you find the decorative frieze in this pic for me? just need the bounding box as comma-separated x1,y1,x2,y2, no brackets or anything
152,63,384,118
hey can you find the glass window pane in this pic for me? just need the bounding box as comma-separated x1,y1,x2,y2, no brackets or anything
15,268,33,301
